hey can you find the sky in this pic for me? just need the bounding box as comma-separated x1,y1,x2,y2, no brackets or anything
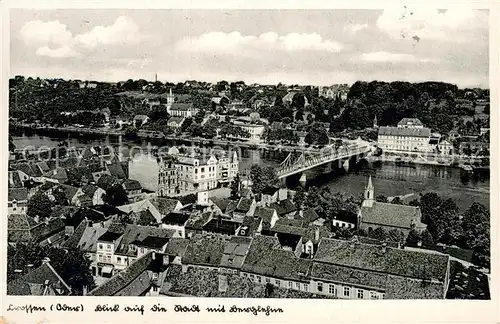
10,7,489,87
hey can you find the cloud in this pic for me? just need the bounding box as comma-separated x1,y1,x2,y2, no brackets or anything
74,16,142,49
36,46,82,58
377,6,488,42
344,23,369,33
175,31,344,54
19,20,73,47
359,51,433,63
18,16,142,59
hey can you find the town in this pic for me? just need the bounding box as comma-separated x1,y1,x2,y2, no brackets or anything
7,77,490,299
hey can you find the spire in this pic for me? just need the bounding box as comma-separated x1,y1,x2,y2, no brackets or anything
169,87,172,96
367,175,374,190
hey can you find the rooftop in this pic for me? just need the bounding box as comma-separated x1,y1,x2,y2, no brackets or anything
161,212,191,226
183,234,226,267
7,262,71,296
378,126,431,138
360,202,425,230
98,231,123,243
136,236,170,249
220,236,252,269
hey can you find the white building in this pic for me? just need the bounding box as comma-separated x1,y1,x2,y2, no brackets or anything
377,118,431,153
157,147,239,197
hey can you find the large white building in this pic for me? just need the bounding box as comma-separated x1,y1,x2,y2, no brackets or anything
157,147,239,197
377,118,431,153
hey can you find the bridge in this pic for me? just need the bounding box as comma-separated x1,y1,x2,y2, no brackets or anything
277,138,373,179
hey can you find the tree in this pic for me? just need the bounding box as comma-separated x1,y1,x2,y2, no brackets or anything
293,186,306,208
27,192,54,220
295,109,304,122
483,104,490,115
53,186,69,205
230,173,240,199
387,229,405,244
180,117,193,133
369,227,387,241
103,184,129,207
390,197,404,205
7,243,96,295
420,229,435,248
406,230,421,247
376,194,388,203
461,202,490,268
250,165,279,194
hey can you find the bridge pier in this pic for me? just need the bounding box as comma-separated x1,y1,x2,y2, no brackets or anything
343,159,350,172
299,173,307,187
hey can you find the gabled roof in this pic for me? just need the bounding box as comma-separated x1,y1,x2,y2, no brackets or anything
107,163,127,179
136,236,170,249
62,219,89,249
240,216,262,236
123,179,142,191
270,199,297,216
150,197,181,216
220,236,252,269
314,238,449,282
97,174,121,190
56,184,81,200
87,252,157,296
302,208,320,223
8,188,28,201
170,103,194,111
241,235,312,282
360,202,424,230
110,223,175,256
210,197,232,213
235,197,253,213
398,118,423,127
75,225,108,252
66,166,93,184
183,234,226,267
333,209,358,224
98,231,123,242
202,217,240,236
378,126,431,138
161,212,190,226
82,184,101,197
164,238,189,256
8,214,38,243
7,262,71,296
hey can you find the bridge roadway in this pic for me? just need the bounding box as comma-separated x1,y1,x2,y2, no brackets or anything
276,140,373,179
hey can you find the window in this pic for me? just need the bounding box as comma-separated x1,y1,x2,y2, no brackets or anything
317,282,323,292
98,255,102,262
257,276,261,283
250,274,254,279
304,284,309,292
117,257,121,263
276,280,281,287
295,282,300,290
288,281,293,288
266,278,270,283
98,244,103,250
152,286,158,292
329,284,336,295
343,287,350,297
357,289,364,299
370,292,377,299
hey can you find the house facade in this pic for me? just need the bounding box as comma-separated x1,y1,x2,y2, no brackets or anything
377,118,431,153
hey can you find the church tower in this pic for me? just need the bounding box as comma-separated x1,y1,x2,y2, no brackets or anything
373,115,378,128
166,88,174,113
362,176,375,208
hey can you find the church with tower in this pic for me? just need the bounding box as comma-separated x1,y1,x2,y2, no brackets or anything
357,176,427,237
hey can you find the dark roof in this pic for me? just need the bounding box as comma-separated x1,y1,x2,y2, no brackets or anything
123,179,142,191
302,208,320,223
210,198,232,213
97,174,120,190
56,184,80,199
240,216,262,236
66,166,93,184
262,186,279,195
150,197,181,215
360,202,424,230
8,214,38,243
314,238,450,282
9,171,23,188
235,198,253,213
98,231,123,242
276,232,302,249
8,188,28,201
136,236,170,249
202,217,240,236
62,220,89,249
185,211,213,230
164,238,189,256
220,236,252,269
241,235,312,282
87,252,155,296
161,212,190,226
29,218,66,244
170,103,194,111
7,262,71,296
183,234,226,267
110,223,175,256
82,184,100,197
136,209,157,226
311,262,387,291
385,275,446,299
378,126,431,138
270,199,297,216
333,210,358,224
107,163,126,179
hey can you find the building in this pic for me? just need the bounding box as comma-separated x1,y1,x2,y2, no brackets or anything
160,211,191,238
7,258,71,296
358,177,427,236
133,115,149,128
8,188,28,215
331,210,358,229
167,116,185,130
311,237,450,299
231,118,266,143
437,139,454,155
377,118,431,153
157,147,239,196
122,179,143,201
169,103,199,118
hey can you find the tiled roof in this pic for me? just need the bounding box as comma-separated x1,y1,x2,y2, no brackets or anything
7,214,38,243
75,226,108,253
136,209,157,226
113,271,152,296
112,224,175,256
9,171,23,188
8,188,28,201
240,216,262,236
360,202,424,230
171,103,194,111
274,217,305,228
30,219,66,243
107,163,126,179
57,184,81,200
242,235,312,282
87,252,154,296
210,198,232,213
398,118,423,127
385,275,445,299
66,166,93,184
254,207,276,223
82,184,100,197
220,236,252,269
161,212,190,226
270,199,297,216
98,231,123,242
202,217,240,236
378,126,431,138
62,220,89,249
183,234,226,267
137,236,170,249
235,198,253,213
311,262,388,290
7,262,71,296
150,197,181,216
96,174,120,190
123,179,142,191
164,238,189,256
314,238,449,282
185,211,213,230
302,208,320,223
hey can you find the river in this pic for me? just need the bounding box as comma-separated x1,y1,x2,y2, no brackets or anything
12,134,490,212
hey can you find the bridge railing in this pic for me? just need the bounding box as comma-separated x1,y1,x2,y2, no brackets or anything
277,145,371,176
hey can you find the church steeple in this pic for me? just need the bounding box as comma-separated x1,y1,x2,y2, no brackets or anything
373,115,378,128
362,176,375,208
